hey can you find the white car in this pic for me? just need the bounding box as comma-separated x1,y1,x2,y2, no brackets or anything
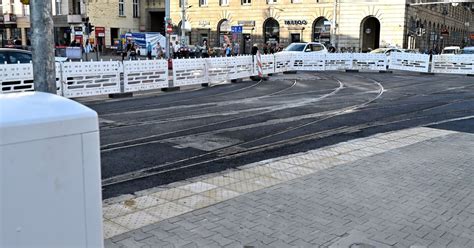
369,48,403,56
0,48,68,64
441,46,461,55
279,42,328,54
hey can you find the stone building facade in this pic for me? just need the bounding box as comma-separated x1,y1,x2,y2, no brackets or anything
169,0,473,53
1,0,471,52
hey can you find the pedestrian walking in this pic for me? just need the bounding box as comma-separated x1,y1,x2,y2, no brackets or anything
251,43,258,56
173,41,181,59
129,43,138,60
225,44,232,57
155,43,163,59
201,39,209,58
233,42,240,56
146,42,153,59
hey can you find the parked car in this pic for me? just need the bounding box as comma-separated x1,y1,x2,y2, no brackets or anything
441,46,461,55
369,48,403,56
460,46,474,55
0,48,67,64
279,42,328,54
403,49,420,54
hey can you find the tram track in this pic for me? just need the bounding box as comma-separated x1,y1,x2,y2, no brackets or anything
100,79,345,151
101,75,382,186
97,71,474,198
97,79,265,116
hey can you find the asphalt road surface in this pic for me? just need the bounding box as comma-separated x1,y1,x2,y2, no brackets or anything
84,71,474,199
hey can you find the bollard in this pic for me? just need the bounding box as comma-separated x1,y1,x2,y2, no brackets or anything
0,92,103,247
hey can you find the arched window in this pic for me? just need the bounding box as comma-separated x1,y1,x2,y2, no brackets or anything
263,18,280,44
360,16,380,52
313,17,330,45
217,19,231,47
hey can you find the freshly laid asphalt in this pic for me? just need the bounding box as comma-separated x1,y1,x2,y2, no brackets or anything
82,71,474,199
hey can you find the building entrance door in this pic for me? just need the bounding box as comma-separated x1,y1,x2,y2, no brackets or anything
150,11,165,34
360,16,380,52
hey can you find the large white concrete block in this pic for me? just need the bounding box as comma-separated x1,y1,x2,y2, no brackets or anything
0,92,103,248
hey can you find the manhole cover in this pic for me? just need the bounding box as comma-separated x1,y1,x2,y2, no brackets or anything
350,243,377,248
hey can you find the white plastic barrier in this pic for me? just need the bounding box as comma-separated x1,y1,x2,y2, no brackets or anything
0,63,34,93
172,58,208,86
352,53,387,71
274,53,293,73
228,55,254,80
123,59,168,92
325,53,353,70
432,55,474,75
61,60,121,98
292,53,326,71
389,52,430,73
0,62,63,95
206,57,233,82
255,54,275,75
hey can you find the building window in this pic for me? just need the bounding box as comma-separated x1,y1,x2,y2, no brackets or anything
242,0,251,5
133,0,139,17
220,0,229,6
264,18,280,44
119,0,125,16
199,0,208,6
267,0,277,3
55,0,61,15
313,17,331,44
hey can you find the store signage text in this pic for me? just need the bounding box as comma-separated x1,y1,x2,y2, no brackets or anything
285,20,307,25
238,21,256,27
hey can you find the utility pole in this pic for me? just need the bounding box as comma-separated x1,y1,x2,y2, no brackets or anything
29,0,56,93
165,0,170,59
181,0,186,46
331,0,338,48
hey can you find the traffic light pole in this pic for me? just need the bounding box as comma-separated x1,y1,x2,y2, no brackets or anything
29,0,56,93
165,0,170,59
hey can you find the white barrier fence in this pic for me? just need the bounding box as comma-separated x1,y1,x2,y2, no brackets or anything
2,53,472,97
432,55,474,75
61,61,122,98
389,52,430,73
123,59,168,92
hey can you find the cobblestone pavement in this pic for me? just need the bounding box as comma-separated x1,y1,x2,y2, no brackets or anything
104,128,474,247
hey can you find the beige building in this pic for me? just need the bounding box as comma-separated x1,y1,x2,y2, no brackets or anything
169,0,473,53
1,0,471,52
0,0,147,48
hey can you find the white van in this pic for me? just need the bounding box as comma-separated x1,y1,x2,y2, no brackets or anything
441,46,461,55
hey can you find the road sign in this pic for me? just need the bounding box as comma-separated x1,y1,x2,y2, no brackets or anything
441,29,449,36
231,26,243,33
167,24,173,34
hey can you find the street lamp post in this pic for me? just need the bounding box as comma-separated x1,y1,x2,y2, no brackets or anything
181,0,186,46
331,0,338,48
165,0,170,59
29,0,56,93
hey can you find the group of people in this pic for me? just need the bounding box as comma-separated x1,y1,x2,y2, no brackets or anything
4,37,30,48
121,41,165,61
260,42,284,54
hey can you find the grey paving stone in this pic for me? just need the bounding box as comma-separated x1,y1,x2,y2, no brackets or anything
104,239,122,248
105,132,474,248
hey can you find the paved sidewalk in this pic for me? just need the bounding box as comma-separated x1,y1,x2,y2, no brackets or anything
104,127,474,247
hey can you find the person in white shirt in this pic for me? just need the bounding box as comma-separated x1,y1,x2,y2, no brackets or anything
173,41,181,59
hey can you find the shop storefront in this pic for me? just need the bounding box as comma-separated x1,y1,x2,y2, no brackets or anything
217,19,231,47
264,18,280,45
313,17,331,45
